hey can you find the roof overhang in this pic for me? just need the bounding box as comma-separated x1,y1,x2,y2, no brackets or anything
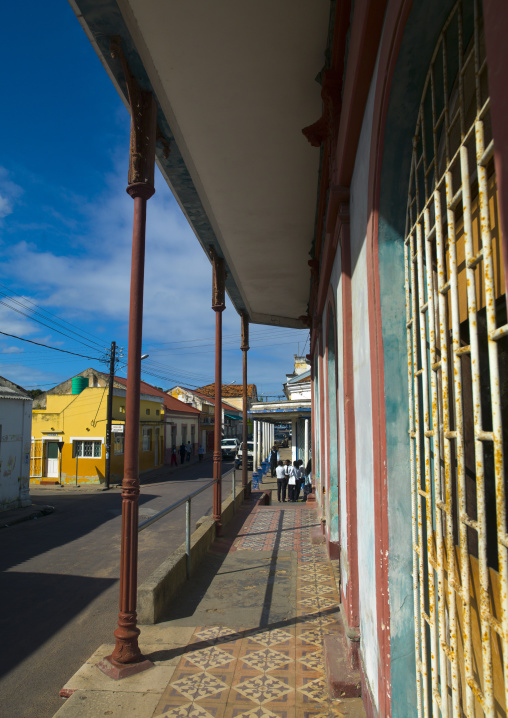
70,0,331,328
249,399,311,421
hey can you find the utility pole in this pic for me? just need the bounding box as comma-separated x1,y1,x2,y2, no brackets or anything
104,340,116,490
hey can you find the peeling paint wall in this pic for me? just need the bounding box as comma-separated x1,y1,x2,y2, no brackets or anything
0,398,32,510
332,252,349,585
376,1,456,714
350,60,378,707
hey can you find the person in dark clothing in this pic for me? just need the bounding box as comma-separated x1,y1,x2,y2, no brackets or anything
269,446,279,477
303,458,312,501
295,459,304,501
179,443,186,464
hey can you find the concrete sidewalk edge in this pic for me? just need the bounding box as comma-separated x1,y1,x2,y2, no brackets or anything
0,503,54,528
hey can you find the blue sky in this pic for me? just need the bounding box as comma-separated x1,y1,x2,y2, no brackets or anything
0,1,309,396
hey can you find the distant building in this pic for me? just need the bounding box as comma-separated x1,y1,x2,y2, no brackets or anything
31,377,164,485
168,386,242,450
283,356,311,401
34,368,200,470
249,356,311,465
0,376,32,510
195,383,258,412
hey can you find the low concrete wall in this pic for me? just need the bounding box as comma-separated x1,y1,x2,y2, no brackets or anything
138,474,250,624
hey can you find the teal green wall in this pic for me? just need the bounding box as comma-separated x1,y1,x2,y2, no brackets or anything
375,0,458,715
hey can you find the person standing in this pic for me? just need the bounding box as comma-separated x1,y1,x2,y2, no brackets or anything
275,460,287,502
179,442,186,464
303,457,312,501
269,446,279,477
288,461,298,502
198,444,205,462
295,460,304,501
170,446,178,467
185,441,192,462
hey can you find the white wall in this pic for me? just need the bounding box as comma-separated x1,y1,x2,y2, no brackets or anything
0,398,31,510
349,57,379,706
331,245,349,587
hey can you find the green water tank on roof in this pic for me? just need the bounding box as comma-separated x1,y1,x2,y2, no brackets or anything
72,376,89,394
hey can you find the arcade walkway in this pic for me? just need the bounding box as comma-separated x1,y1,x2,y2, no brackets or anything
54,481,365,718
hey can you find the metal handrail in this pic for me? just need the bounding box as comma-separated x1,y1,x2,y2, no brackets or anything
138,467,237,577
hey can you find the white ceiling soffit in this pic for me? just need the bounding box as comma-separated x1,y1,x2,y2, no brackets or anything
73,1,331,328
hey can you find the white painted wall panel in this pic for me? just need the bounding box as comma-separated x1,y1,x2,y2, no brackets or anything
330,250,348,585
350,61,379,707
0,398,31,510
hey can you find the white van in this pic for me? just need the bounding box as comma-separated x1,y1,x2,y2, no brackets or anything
235,441,254,469
221,438,239,459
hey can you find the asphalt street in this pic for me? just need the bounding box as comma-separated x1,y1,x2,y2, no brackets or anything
0,458,234,718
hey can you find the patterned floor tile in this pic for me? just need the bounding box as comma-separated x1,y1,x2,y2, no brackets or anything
156,703,216,718
296,629,324,647
229,707,285,718
233,674,293,704
183,645,237,671
151,505,363,718
240,647,292,672
297,650,325,673
247,628,293,647
169,671,229,701
297,676,328,704
195,627,238,644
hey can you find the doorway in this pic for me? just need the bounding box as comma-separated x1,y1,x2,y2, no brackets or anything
45,441,59,478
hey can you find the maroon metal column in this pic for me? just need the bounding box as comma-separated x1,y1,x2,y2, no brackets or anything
211,248,226,534
99,56,157,678
241,313,250,497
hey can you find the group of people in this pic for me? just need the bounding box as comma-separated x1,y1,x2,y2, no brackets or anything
269,445,312,503
170,442,192,466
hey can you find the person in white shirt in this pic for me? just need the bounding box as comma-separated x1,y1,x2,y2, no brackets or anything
287,461,298,502
275,461,287,502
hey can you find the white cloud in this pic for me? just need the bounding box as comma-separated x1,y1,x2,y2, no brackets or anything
0,195,13,218
0,162,306,393
0,167,23,220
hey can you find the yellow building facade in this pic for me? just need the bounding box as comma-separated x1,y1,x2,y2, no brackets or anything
30,387,164,485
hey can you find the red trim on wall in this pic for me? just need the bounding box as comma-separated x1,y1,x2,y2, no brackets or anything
366,1,412,714
360,658,377,718
341,223,360,629
334,0,388,187
310,0,352,267
311,0,387,325
483,0,508,308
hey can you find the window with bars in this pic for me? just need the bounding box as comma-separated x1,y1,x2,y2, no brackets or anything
114,435,124,455
404,1,507,716
73,440,102,458
142,427,152,452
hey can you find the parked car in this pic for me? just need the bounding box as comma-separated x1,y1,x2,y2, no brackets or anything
221,438,239,460
235,440,254,469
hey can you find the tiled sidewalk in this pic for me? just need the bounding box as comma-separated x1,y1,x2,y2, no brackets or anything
56,501,364,718
152,505,362,718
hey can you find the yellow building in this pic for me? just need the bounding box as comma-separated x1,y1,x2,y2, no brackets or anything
30,383,164,485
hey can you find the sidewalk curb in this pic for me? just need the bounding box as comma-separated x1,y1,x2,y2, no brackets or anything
0,503,55,529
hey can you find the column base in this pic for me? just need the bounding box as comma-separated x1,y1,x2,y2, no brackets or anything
97,655,154,680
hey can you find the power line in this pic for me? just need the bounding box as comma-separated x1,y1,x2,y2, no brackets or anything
0,331,102,361
145,328,305,349
0,295,104,353
0,282,106,350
